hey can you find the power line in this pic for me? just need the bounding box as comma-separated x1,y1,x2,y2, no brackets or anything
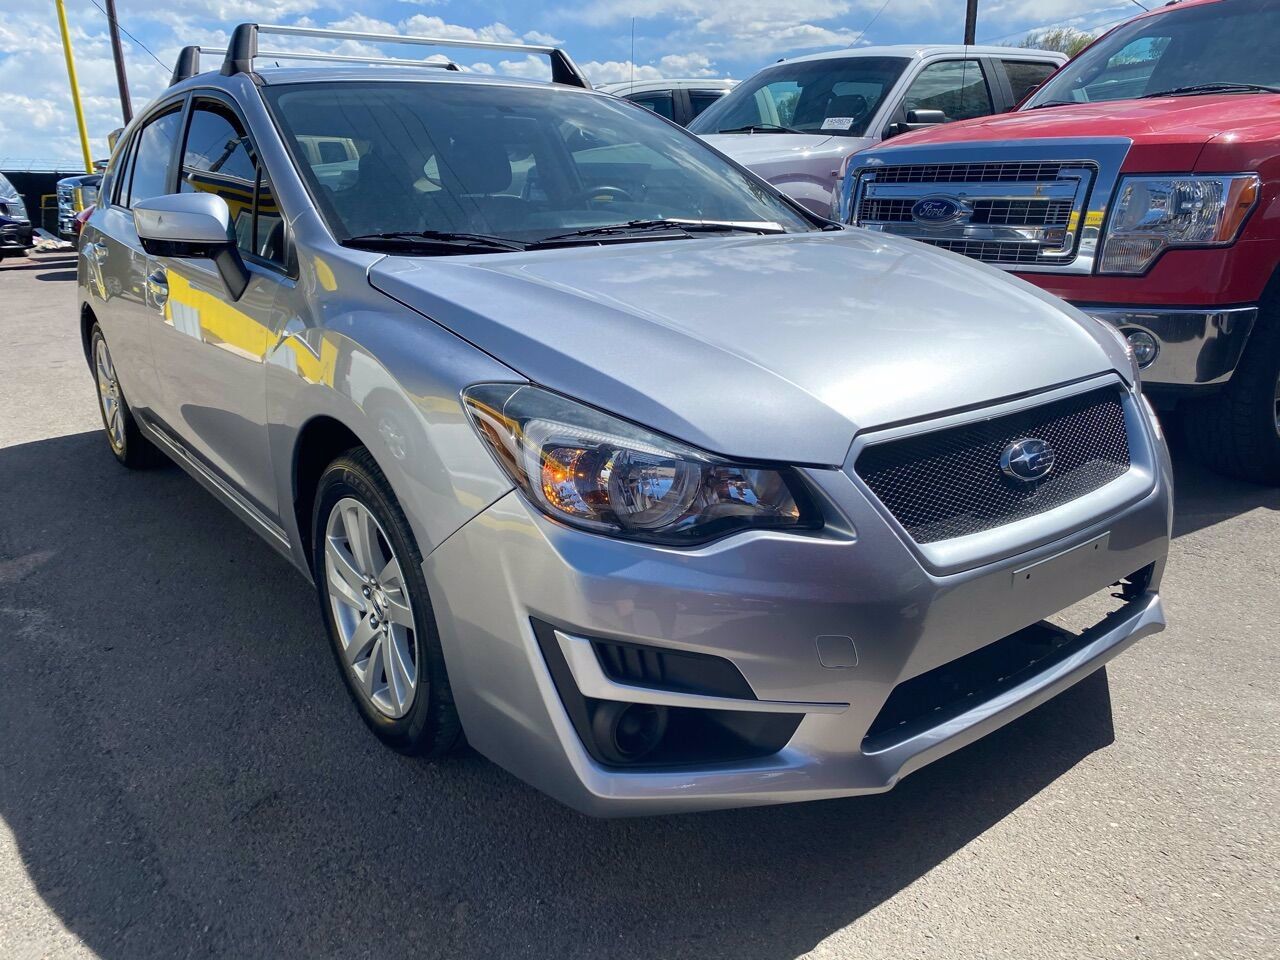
851,0,894,47
85,0,171,73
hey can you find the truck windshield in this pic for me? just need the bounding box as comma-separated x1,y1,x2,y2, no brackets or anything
1025,0,1280,108
688,57,909,138
264,81,814,249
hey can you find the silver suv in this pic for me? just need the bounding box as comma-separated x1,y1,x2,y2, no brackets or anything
78,24,1172,816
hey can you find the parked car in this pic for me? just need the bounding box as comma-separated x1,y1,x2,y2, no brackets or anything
0,172,34,259
688,45,1066,215
836,0,1280,484
79,23,1171,816
73,203,95,239
57,173,102,241
596,78,736,126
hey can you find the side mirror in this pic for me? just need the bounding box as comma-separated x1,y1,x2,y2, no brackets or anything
885,108,948,139
133,193,250,300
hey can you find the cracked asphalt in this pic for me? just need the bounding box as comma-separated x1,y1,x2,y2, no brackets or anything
1,250,1276,959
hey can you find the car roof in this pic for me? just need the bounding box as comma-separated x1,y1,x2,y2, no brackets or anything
778,44,1067,65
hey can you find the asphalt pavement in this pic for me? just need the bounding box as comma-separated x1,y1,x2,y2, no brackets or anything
1,250,1276,960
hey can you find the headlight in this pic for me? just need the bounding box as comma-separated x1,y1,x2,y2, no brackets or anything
1099,174,1259,275
462,383,819,545
8,195,28,221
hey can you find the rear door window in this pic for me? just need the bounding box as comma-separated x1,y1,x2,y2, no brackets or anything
124,108,184,207
1002,60,1059,104
627,92,676,121
688,91,724,119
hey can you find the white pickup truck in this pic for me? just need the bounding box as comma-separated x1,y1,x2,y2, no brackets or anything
689,44,1066,215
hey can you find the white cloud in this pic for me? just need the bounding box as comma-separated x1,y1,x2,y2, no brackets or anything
656,52,716,77
581,60,665,85
521,30,565,46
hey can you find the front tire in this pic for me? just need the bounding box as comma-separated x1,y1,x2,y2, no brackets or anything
1182,305,1280,485
312,448,462,756
90,324,162,468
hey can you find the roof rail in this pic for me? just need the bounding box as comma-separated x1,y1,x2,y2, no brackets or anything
170,22,591,88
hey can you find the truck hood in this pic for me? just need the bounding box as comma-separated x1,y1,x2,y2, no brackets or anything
893,94,1280,152
702,133,871,171
370,230,1124,466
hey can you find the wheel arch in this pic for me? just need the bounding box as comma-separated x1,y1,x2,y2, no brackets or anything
291,414,372,572
80,301,98,365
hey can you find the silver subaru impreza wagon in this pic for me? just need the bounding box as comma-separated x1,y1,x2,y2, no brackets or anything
77,24,1172,816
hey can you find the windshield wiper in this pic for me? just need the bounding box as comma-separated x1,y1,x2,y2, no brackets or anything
715,123,806,135
341,230,527,253
1141,82,1280,98
529,219,786,248
1028,100,1081,109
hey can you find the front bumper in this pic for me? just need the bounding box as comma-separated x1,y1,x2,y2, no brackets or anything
0,220,34,253
425,379,1173,816
1081,305,1257,390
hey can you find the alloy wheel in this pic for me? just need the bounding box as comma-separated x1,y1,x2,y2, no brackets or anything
324,497,419,718
94,336,125,453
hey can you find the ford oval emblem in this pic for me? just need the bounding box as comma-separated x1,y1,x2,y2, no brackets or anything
1001,438,1055,483
911,196,965,224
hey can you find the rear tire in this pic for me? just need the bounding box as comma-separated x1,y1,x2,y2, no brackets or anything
1181,300,1280,486
90,324,163,469
311,447,462,757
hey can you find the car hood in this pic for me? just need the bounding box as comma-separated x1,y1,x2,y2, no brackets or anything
370,230,1124,466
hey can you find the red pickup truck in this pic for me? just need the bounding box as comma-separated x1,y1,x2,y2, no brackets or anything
837,0,1280,484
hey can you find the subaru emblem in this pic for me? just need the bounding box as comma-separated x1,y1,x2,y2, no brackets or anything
911,196,965,224
1001,438,1055,483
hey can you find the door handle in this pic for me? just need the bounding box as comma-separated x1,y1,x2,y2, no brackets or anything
146,268,169,311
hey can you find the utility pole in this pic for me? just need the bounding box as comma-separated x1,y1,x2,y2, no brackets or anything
54,0,95,173
964,0,978,45
104,0,133,124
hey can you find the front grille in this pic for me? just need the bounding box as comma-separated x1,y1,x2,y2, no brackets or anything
856,387,1131,544
871,161,1067,184
858,198,1073,230
918,238,1051,264
970,198,1072,227
858,197,915,222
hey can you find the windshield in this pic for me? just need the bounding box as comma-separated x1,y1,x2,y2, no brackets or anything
0,173,17,200
688,57,909,137
264,81,814,248
1025,0,1280,107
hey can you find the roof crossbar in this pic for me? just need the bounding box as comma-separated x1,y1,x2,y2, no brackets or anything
170,22,591,88
197,46,461,71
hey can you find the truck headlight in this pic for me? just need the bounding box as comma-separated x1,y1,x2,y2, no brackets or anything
463,383,819,545
8,195,28,221
1099,174,1259,275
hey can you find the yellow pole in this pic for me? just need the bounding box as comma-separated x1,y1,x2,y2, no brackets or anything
55,0,95,173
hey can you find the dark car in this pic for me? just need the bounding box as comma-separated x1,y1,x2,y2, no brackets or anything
0,172,34,260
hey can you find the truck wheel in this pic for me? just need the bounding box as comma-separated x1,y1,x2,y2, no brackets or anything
312,448,463,757
1182,304,1280,485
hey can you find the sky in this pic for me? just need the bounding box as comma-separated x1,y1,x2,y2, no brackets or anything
0,0,1147,168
